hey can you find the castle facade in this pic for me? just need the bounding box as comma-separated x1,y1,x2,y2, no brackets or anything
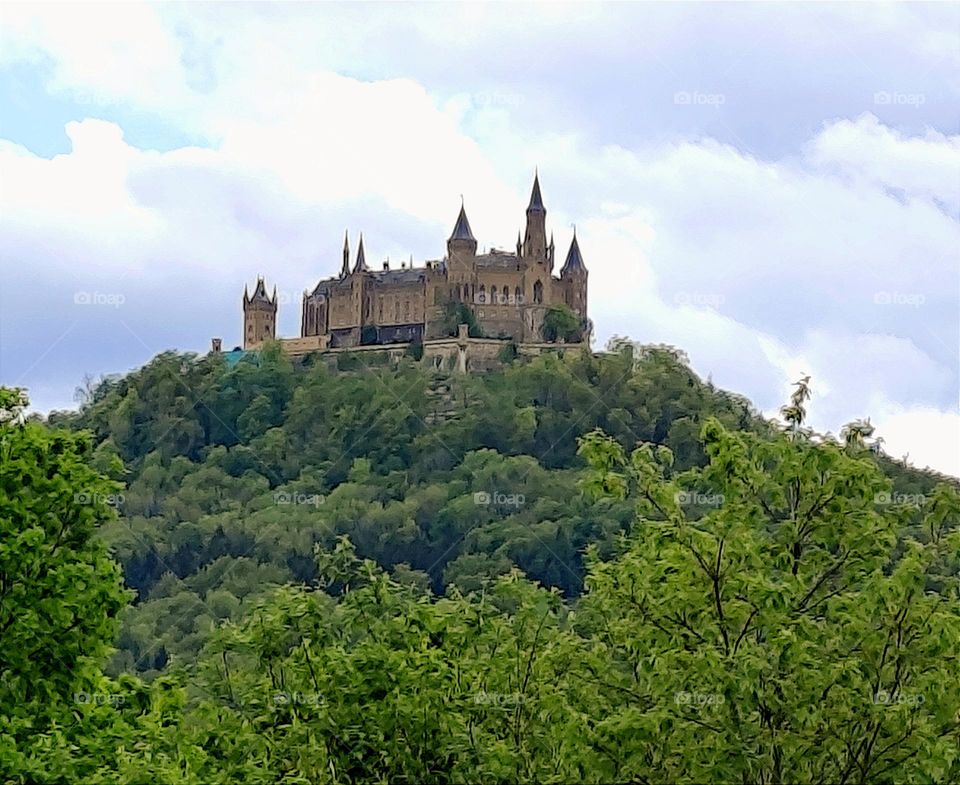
241,173,588,353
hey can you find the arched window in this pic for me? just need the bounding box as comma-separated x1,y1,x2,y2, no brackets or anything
478,284,486,304
394,300,400,322
404,300,410,320
514,286,522,304
490,286,498,304
533,280,543,304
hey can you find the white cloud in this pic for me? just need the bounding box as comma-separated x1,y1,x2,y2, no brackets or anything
0,7,957,476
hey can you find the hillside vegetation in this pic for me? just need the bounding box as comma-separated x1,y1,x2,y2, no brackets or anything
3,342,958,783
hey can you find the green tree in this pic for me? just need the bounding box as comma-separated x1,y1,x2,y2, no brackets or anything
576,404,960,782
542,304,581,343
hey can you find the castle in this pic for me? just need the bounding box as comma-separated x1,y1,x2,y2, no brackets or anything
239,173,589,358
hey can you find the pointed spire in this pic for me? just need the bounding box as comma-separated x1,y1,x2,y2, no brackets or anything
449,202,475,242
527,170,544,212
353,232,369,272
561,230,586,275
271,284,277,304
243,283,250,303
341,230,350,276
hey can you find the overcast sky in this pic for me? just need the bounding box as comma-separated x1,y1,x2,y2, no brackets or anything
0,2,957,474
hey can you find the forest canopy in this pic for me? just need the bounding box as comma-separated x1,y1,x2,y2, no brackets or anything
3,341,958,783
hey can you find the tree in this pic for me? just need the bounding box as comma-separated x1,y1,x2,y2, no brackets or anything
542,304,581,343
0,388,146,778
576,401,960,782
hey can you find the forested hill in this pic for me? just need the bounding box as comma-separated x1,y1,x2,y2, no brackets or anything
7,341,960,783
49,340,945,677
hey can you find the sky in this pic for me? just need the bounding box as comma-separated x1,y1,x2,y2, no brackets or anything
0,2,957,475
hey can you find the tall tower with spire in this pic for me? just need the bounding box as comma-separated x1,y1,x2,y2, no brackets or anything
522,172,547,263
242,276,278,349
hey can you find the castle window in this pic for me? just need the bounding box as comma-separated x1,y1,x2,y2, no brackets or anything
394,301,400,322
515,286,522,304
478,284,486,304
404,300,410,319
490,286,497,304
533,280,543,304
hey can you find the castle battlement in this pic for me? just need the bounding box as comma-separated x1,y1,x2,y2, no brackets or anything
237,172,589,354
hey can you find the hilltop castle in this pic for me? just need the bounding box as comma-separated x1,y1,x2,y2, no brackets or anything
239,173,589,357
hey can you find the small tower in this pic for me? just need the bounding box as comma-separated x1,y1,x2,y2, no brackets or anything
447,200,477,280
522,171,547,263
242,277,278,349
560,230,588,323
447,201,478,258
341,231,350,277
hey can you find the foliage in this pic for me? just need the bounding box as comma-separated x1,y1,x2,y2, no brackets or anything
6,339,958,782
442,301,483,338
542,304,582,343
576,411,960,782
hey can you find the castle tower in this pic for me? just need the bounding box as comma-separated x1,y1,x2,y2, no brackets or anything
243,277,278,349
522,172,547,263
560,230,589,323
447,201,477,283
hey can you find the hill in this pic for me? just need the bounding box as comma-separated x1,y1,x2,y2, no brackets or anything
47,339,948,678
4,343,959,783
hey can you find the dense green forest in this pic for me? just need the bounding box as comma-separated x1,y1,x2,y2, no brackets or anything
3,342,958,783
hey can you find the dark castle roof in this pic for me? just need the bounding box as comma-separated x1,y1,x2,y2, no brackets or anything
476,251,521,269
449,204,475,241
527,173,545,212
561,232,586,274
247,278,274,304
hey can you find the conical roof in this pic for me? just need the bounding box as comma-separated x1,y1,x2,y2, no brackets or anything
561,232,586,274
353,233,369,272
449,204,475,241
527,172,545,212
